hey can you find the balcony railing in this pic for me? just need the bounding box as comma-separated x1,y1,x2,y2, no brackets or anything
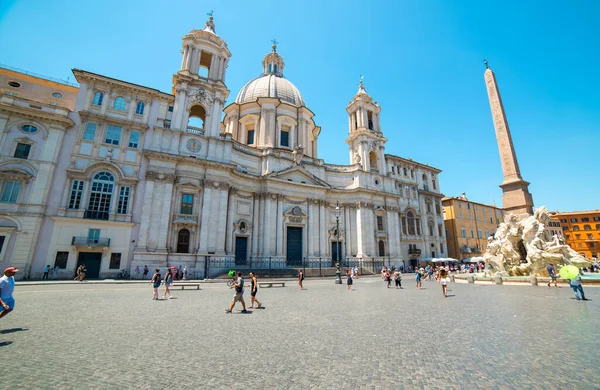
186,126,204,135
408,248,422,255
71,237,111,247
84,210,109,220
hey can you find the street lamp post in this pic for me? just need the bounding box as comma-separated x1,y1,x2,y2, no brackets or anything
335,201,342,284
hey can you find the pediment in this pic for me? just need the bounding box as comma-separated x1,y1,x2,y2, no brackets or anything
266,166,331,188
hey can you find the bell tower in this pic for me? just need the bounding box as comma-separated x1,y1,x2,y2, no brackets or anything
345,77,387,174
171,14,232,138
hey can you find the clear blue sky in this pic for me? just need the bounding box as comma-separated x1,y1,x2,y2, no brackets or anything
1,0,598,212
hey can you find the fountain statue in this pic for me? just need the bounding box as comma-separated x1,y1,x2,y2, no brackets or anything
484,206,590,276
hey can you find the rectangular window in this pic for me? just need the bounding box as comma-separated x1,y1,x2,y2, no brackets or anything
416,219,421,235
128,131,140,149
401,217,407,235
461,228,466,238
570,218,578,223
88,229,101,241
104,125,122,145
478,230,483,239
14,143,31,159
54,251,69,269
377,216,384,231
247,130,255,145
68,180,84,209
594,217,600,222
458,202,462,209
467,203,471,210
468,213,472,220
459,211,463,219
117,186,131,214
582,217,589,222
439,243,443,253
280,125,290,147
485,231,489,238
180,194,193,214
1,181,21,203
168,106,174,112
471,230,474,238
438,224,443,236
83,122,97,141
109,253,121,269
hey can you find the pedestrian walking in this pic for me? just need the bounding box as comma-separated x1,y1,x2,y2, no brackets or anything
546,263,558,287
298,269,304,290
569,270,587,301
178,266,183,280
79,264,87,282
143,265,149,279
394,269,402,289
440,267,448,297
415,269,422,289
150,269,161,300
135,266,140,279
183,266,188,280
43,265,51,280
53,265,59,280
163,268,173,299
347,269,353,291
249,272,262,308
0,267,18,320
226,272,247,313
74,265,81,281
353,266,359,279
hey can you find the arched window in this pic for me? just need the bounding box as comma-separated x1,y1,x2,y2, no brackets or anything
177,229,190,253
86,171,115,220
378,240,385,257
188,105,206,130
135,101,145,115
93,92,104,106
113,97,126,110
422,174,427,182
369,151,378,173
428,222,434,236
426,200,432,214
407,212,415,235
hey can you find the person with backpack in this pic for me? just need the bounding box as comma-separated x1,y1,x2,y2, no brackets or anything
163,268,173,299
394,269,402,289
226,272,247,313
150,269,161,300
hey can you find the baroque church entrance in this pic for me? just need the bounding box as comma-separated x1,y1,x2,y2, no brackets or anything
286,227,302,266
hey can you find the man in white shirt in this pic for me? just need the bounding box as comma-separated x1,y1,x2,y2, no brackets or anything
0,267,18,319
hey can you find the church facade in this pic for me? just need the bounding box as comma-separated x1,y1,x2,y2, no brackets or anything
1,17,446,279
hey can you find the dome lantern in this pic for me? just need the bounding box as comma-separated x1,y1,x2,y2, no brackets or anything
262,39,285,77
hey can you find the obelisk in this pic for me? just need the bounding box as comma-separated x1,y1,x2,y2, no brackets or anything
483,61,534,215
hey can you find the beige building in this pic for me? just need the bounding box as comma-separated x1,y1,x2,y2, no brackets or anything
442,193,505,260
0,66,77,276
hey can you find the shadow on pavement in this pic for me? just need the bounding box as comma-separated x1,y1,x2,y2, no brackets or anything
0,328,28,334
0,341,13,347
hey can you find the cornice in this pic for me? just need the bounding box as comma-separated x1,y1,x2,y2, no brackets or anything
78,110,150,131
0,103,74,128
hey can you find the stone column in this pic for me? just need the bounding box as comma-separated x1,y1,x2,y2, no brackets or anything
136,180,155,250
157,180,174,251
198,184,213,253
251,194,260,257
263,195,272,256
319,200,326,256
211,185,228,254
181,45,189,70
276,196,283,256
344,204,352,258
226,190,236,254
186,47,194,70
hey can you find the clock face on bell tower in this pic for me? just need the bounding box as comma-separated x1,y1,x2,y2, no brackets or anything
186,139,201,153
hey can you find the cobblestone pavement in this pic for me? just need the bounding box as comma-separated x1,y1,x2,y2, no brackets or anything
2,277,599,389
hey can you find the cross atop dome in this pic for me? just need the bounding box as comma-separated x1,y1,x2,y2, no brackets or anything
262,40,285,77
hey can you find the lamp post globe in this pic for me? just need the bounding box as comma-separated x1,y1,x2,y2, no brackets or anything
335,201,342,284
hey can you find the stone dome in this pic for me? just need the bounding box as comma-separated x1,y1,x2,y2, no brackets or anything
235,74,304,106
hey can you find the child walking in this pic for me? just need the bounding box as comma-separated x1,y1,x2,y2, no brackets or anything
347,269,353,291
150,268,161,300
